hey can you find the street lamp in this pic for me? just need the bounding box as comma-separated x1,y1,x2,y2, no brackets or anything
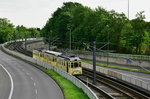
106,25,109,66
67,27,72,51
93,41,96,85
25,32,27,51
128,0,130,19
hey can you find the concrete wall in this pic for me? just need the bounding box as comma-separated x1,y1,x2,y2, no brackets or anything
77,54,150,68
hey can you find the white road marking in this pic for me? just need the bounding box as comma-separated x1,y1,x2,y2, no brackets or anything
0,64,14,99
35,89,37,94
26,72,29,75
34,82,36,86
30,77,33,80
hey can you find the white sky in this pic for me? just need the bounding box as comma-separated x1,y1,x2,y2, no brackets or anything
0,0,150,28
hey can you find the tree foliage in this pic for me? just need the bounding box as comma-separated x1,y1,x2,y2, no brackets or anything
0,18,40,43
42,2,150,55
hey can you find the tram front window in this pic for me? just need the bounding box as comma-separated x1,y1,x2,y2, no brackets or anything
74,62,78,68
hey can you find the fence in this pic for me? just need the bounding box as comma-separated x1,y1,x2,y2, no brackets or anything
2,42,98,99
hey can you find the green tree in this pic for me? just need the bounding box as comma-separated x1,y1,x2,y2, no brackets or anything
0,18,14,43
131,11,146,54
119,22,134,53
41,2,150,55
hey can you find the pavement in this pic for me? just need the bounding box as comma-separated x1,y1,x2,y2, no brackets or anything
0,49,64,99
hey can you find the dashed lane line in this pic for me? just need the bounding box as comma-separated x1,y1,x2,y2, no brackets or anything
30,77,33,80
34,82,36,86
26,72,30,75
35,89,37,94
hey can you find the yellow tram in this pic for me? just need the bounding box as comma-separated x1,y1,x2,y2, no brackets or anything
33,49,82,75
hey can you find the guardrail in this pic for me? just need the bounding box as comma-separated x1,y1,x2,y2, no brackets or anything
82,62,150,92
2,41,98,99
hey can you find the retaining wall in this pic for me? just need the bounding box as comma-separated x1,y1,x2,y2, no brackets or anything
82,62,150,92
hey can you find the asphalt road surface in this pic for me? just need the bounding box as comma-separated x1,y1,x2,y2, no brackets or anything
0,49,64,99
0,65,11,99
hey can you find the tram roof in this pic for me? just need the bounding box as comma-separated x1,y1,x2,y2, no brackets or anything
45,50,62,56
58,55,81,61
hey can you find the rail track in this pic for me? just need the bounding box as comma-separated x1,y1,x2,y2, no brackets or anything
7,41,32,57
6,41,150,99
76,68,150,99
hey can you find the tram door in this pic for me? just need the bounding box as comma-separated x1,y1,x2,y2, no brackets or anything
67,62,69,72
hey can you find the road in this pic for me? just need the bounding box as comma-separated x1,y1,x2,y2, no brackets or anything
0,49,64,99
0,65,11,99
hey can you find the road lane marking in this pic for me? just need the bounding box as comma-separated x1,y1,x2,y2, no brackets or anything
26,72,29,75
30,77,33,80
0,64,14,99
34,82,36,86
35,89,37,94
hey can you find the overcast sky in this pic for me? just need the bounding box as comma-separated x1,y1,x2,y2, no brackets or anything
0,0,150,28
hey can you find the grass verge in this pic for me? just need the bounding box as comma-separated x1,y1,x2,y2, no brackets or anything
83,61,150,74
45,69,89,99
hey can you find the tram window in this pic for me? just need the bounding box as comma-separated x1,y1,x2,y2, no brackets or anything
63,61,64,65
41,53,43,57
74,62,78,68
71,63,74,68
79,62,81,67
68,62,70,67
64,62,65,66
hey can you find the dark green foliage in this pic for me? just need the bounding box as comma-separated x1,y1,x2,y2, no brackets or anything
0,18,15,43
42,2,150,55
0,18,40,43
